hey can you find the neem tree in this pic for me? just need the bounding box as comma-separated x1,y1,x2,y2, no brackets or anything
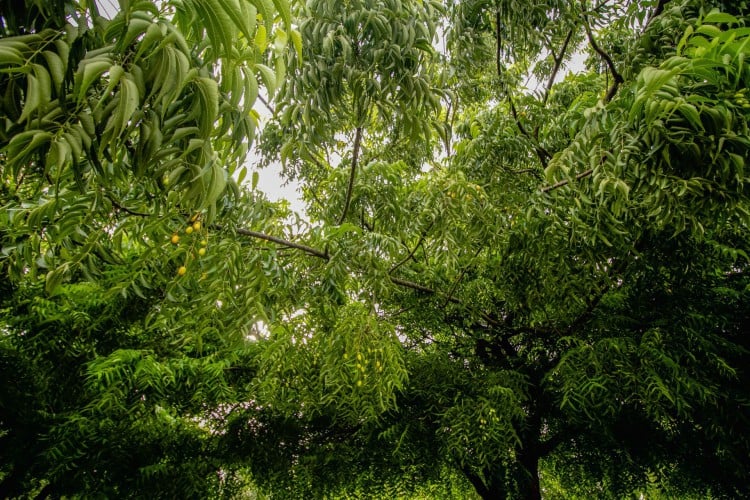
2,0,749,498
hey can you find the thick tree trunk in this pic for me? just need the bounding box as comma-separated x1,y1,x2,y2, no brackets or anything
518,452,542,500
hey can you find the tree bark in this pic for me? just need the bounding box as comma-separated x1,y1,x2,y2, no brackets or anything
518,451,542,500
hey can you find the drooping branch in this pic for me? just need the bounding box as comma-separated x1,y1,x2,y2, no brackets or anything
106,194,150,217
338,126,363,225
583,21,623,103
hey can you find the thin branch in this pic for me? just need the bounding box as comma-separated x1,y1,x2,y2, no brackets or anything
496,10,503,78
258,94,275,115
442,246,483,309
230,226,329,260
540,168,593,193
508,96,552,169
389,220,435,274
584,20,623,103
225,224,505,327
106,194,150,217
510,168,543,178
338,126,363,225
542,28,574,105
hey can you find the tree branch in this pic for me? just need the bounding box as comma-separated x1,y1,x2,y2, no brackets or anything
338,126,363,225
540,168,593,193
231,226,329,260
389,220,434,274
508,96,551,169
584,21,623,103
258,94,275,115
496,10,503,78
643,0,670,32
224,224,507,327
106,193,150,217
542,28,574,105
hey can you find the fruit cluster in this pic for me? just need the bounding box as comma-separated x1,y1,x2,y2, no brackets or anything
170,215,209,277
343,349,385,388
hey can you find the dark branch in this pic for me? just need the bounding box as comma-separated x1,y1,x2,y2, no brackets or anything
540,168,593,193
258,94,275,115
644,0,670,32
225,224,507,327
106,194,150,217
338,126,363,225
510,168,543,177
584,21,623,103
443,247,483,309
231,226,329,260
508,96,552,169
389,220,434,273
542,28,575,105
496,10,503,78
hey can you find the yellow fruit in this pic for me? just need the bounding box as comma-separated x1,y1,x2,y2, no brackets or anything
200,239,208,246
171,234,180,244
177,266,187,276
356,353,362,361
198,248,206,256
356,380,362,387
185,226,193,235
192,221,201,231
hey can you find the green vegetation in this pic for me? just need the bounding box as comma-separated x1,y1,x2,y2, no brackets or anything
1,0,749,498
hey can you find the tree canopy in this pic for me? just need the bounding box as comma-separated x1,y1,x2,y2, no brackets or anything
2,0,749,498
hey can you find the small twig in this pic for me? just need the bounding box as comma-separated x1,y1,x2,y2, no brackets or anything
510,168,543,178
338,126,363,225
442,247,483,309
495,10,503,78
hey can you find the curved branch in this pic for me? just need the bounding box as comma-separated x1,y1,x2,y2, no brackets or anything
584,21,623,103
338,126,363,225
389,220,435,274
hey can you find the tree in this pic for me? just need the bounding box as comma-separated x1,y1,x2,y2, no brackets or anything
2,0,750,499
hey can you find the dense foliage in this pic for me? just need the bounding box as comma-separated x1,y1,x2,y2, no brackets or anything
2,0,750,498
